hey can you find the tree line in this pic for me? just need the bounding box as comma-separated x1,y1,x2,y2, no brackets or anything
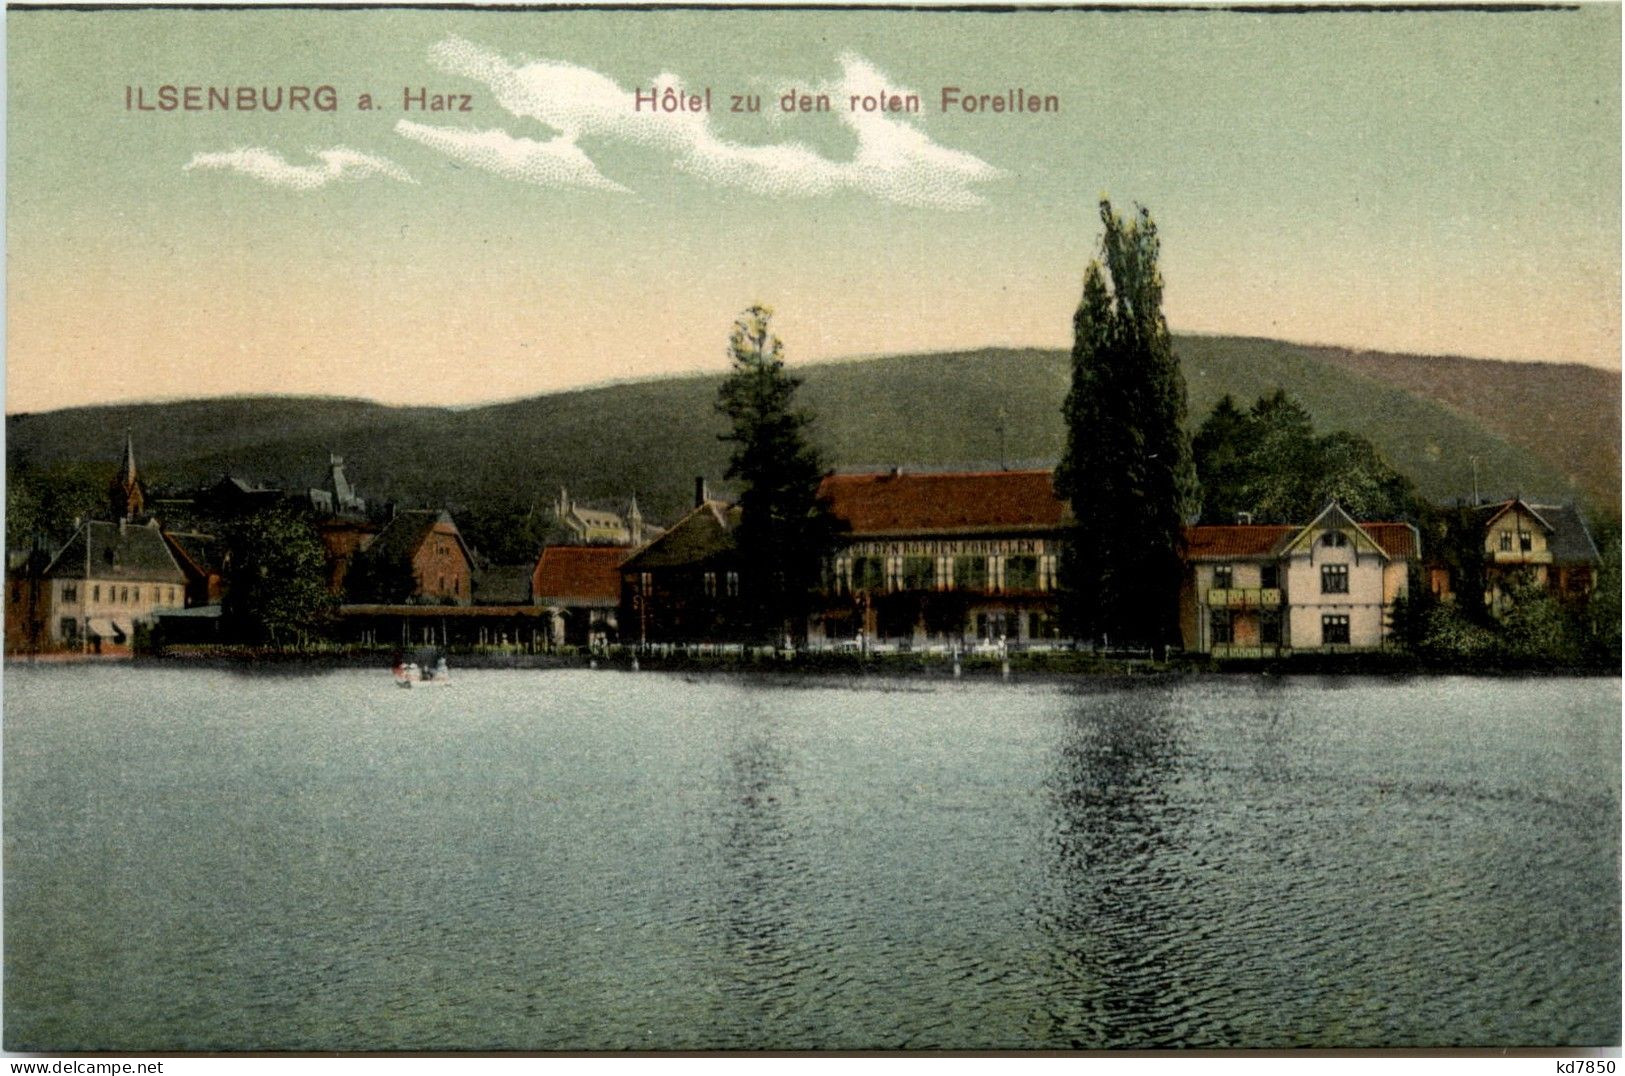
12,197,1615,664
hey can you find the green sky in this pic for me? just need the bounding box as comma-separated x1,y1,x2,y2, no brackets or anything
7,5,1620,412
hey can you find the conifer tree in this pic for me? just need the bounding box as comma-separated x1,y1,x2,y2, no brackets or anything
1055,200,1197,649
715,305,837,644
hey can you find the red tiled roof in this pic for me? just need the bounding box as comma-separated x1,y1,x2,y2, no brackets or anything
532,545,629,603
1360,523,1418,559
1184,521,1417,560
818,470,1066,535
1182,525,1294,559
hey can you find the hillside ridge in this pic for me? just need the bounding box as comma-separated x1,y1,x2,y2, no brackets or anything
7,336,1615,525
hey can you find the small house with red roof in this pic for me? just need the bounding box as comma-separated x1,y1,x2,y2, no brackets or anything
813,468,1069,647
1181,502,1419,657
534,545,629,646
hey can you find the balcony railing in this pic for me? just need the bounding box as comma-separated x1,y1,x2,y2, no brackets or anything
1489,550,1552,565
1210,644,1290,659
1205,587,1283,608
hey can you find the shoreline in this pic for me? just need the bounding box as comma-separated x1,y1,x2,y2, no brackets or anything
6,647,1616,680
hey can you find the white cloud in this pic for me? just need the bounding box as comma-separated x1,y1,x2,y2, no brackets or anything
395,121,630,192
406,35,1001,209
183,146,415,190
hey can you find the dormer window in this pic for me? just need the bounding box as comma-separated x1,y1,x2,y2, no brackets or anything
1499,532,1513,552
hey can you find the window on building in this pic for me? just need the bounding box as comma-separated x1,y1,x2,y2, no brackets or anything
120,587,129,603
901,557,934,590
851,557,885,593
92,585,101,603
831,559,847,594
703,571,717,597
1260,564,1279,590
1260,610,1282,645
1321,564,1349,594
1212,564,1234,590
953,556,988,591
1039,555,1058,592
133,587,141,602
1519,530,1533,552
1499,531,1513,552
60,617,78,642
1005,556,1039,591
64,583,79,602
827,558,847,594
1321,531,1349,548
1322,614,1350,645
1209,609,1234,645
726,572,740,598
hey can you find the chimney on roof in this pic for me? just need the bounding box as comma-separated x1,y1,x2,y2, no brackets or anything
1236,511,1253,525
694,476,709,507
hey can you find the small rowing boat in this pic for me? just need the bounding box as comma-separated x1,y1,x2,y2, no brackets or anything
393,657,452,689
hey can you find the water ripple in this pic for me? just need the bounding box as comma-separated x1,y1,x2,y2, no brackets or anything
2,668,1618,1050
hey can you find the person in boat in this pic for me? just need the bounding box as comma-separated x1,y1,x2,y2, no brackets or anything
433,655,449,681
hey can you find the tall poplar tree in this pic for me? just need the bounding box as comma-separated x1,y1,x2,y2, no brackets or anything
1055,200,1198,649
716,305,837,644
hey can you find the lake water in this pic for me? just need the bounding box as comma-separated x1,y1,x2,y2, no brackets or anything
3,666,1618,1051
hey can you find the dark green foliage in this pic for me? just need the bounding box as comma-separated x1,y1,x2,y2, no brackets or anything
1581,516,1621,664
345,546,418,605
1414,602,1502,663
1417,504,1494,627
453,499,550,566
715,305,841,642
1055,200,1198,648
1193,389,1420,524
5,465,109,552
220,507,336,645
6,336,1595,531
1307,346,1620,516
1386,564,1433,653
1496,570,1584,664
1189,395,1252,525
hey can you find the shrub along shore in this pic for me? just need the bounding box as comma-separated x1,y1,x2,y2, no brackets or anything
14,642,1605,678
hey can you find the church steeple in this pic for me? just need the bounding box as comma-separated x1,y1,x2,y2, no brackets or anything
109,430,146,522
628,494,644,545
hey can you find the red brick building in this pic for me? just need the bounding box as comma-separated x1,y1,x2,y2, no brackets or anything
359,509,475,605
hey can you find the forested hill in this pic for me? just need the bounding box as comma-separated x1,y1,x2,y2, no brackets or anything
7,336,1615,529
